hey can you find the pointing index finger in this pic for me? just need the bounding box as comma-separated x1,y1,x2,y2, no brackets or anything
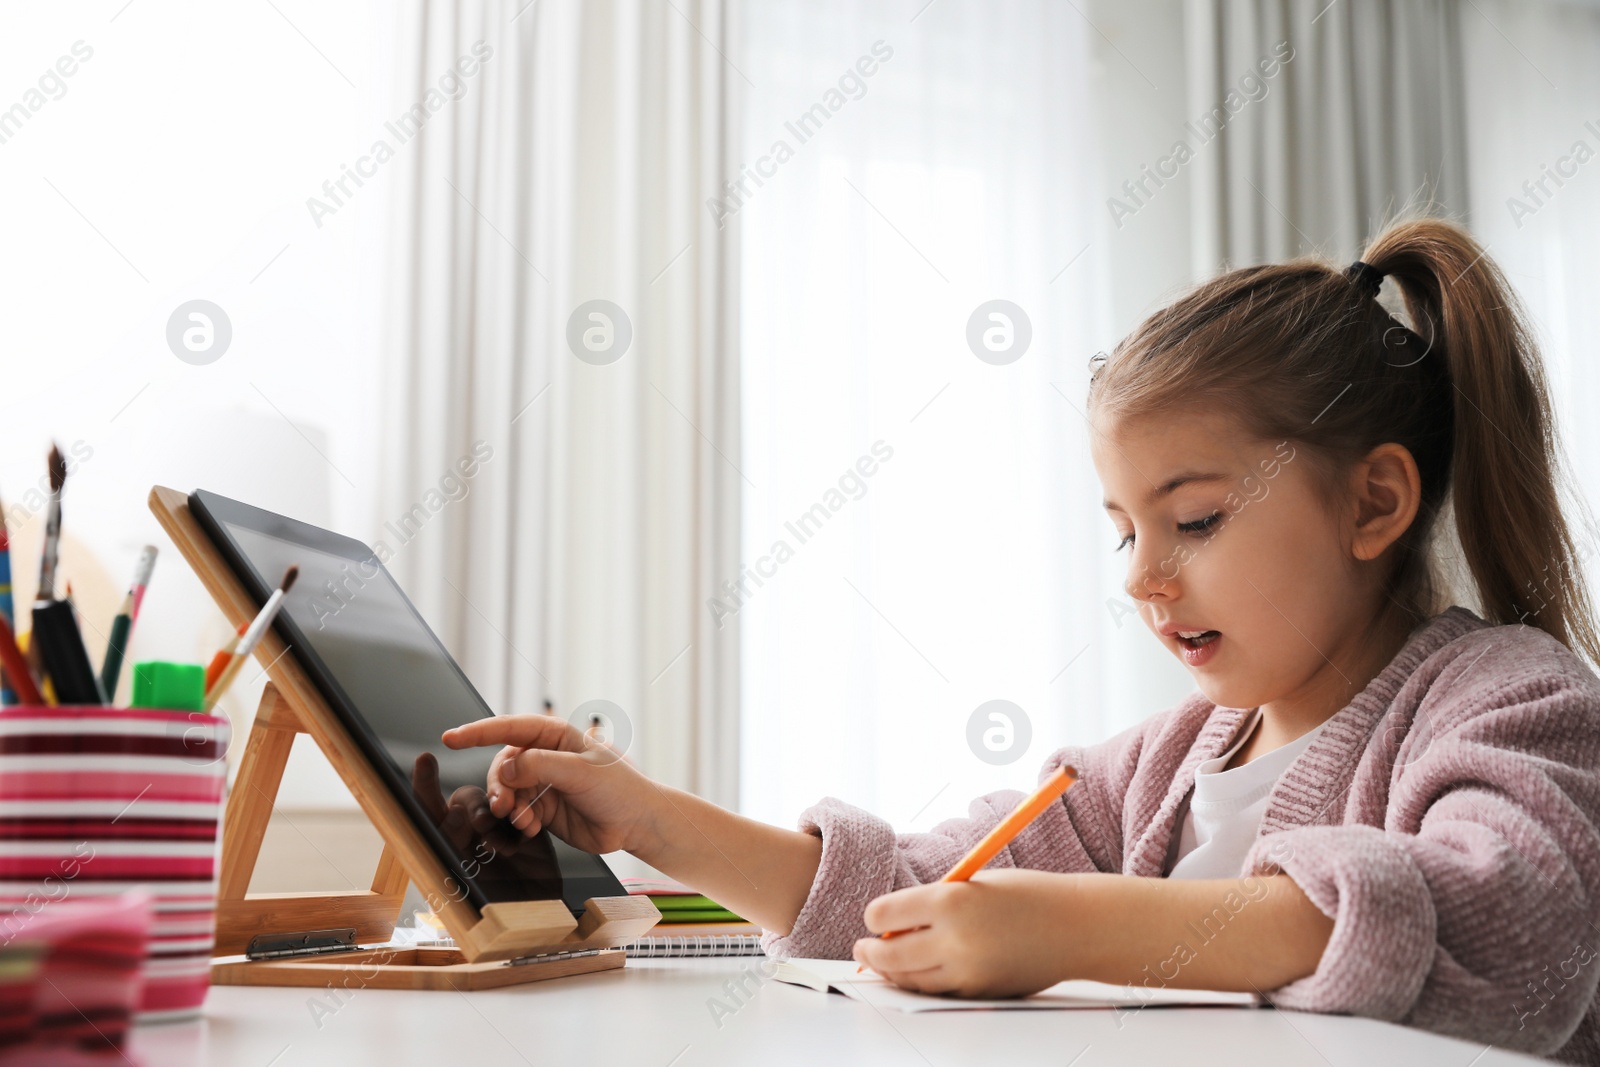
441,713,577,751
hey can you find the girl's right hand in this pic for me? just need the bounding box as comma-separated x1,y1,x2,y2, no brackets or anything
440,714,659,857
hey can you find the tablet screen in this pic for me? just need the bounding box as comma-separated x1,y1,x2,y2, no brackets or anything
191,490,626,914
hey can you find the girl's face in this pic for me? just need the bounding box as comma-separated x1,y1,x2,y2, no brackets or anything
1091,408,1383,716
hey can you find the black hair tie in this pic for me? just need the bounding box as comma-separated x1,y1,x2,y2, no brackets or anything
1345,259,1385,298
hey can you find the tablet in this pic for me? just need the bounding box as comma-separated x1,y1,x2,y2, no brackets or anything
188,489,628,915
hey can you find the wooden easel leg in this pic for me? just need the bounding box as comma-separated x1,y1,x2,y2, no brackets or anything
212,683,409,957
218,684,300,902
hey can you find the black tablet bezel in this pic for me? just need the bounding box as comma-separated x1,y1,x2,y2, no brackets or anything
187,488,618,915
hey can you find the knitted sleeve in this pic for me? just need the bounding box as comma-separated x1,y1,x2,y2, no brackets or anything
762,718,1151,961
1244,634,1600,1059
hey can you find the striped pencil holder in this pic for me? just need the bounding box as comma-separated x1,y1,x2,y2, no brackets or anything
0,705,230,1022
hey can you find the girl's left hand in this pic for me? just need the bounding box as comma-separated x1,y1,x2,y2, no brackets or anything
852,869,1093,998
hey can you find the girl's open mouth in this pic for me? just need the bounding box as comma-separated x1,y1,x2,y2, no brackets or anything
1176,630,1222,666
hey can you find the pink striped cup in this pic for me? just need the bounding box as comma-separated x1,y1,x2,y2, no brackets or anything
0,705,230,1023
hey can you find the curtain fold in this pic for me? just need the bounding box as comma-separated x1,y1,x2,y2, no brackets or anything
378,0,743,805
1186,0,1471,267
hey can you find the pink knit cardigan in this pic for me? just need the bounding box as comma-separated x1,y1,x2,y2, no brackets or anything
763,607,1600,1061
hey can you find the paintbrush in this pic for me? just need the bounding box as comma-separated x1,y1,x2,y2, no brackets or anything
201,564,299,713
36,444,66,603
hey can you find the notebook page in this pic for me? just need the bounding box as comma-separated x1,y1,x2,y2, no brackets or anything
774,958,1259,1013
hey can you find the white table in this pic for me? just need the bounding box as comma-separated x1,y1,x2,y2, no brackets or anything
131,958,1546,1066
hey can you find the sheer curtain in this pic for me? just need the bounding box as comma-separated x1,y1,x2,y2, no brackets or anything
735,2,1137,830
379,0,743,804
1460,0,1600,571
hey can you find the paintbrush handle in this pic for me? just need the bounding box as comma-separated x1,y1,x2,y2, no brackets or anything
37,502,61,601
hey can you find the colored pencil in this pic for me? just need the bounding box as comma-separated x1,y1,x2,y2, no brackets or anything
201,565,298,713
0,613,44,706
16,631,53,705
203,621,248,692
871,763,1078,946
0,487,13,704
127,544,156,621
100,545,159,703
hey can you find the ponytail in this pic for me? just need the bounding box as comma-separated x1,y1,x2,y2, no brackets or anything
1363,219,1600,665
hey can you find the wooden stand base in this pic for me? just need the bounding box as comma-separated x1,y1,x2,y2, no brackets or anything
212,945,626,992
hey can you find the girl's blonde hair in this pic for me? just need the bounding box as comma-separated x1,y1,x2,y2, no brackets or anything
1088,216,1600,666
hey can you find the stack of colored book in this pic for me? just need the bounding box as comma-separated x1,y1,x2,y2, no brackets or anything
620,878,763,955
626,879,745,924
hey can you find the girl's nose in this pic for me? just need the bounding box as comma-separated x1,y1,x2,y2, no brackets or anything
1126,552,1177,602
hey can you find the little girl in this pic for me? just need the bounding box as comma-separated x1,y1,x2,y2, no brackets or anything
444,217,1600,1062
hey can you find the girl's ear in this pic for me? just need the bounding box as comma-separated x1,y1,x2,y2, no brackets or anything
1349,443,1422,562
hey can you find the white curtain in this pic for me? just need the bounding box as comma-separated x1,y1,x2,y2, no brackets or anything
1186,0,1471,267
1460,0,1600,581
735,2,1128,830
378,0,743,805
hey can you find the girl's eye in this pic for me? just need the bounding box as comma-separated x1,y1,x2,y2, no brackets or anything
1115,512,1222,552
1179,511,1223,536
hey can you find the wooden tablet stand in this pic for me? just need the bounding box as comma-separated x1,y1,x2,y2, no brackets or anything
150,486,660,991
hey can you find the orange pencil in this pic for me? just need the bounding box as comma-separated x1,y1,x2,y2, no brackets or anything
872,763,1078,946
203,621,248,692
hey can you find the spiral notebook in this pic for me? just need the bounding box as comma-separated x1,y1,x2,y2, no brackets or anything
402,926,765,959
623,933,765,958
612,876,761,955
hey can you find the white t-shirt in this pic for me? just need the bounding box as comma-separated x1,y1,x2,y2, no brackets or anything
1166,709,1328,880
